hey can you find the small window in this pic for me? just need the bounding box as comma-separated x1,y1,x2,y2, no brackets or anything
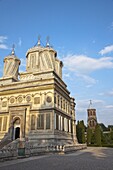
54,95,56,104
31,115,35,130
61,98,62,109
46,114,50,129
37,114,44,129
3,117,7,131
56,114,59,130
0,117,2,131
63,100,65,109
62,117,64,131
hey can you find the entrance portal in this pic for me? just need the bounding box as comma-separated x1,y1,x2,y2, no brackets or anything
15,127,20,139
13,118,21,140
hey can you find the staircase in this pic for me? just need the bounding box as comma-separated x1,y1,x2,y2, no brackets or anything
0,133,12,149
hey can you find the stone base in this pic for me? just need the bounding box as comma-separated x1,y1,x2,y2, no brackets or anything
0,138,87,161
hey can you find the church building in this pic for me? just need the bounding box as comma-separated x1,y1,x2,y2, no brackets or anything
0,38,77,147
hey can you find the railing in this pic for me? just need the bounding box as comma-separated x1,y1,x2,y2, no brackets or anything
0,148,17,161
0,143,87,161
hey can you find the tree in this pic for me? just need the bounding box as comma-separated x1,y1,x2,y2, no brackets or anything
76,120,86,144
110,129,113,144
94,124,101,146
101,131,107,145
99,123,108,131
87,127,92,145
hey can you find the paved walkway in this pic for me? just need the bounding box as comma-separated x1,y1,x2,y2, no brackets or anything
0,147,113,170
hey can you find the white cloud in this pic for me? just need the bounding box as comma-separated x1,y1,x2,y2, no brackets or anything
18,38,22,47
63,54,113,74
63,54,113,85
105,105,113,109
111,22,113,30
20,58,26,67
0,44,8,49
0,35,8,50
0,36,7,43
86,85,93,88
76,73,97,85
63,73,70,78
98,92,104,96
19,58,26,72
92,99,105,107
99,89,113,97
107,89,113,96
99,45,113,55
109,22,113,31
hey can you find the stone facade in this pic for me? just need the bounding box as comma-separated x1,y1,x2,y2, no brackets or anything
0,40,77,147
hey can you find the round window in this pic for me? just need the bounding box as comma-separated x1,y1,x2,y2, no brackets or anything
46,96,52,103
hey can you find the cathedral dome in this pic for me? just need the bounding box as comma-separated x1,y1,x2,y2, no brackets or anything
3,47,20,80
25,37,63,79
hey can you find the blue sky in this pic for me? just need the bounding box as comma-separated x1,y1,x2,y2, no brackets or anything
0,0,113,126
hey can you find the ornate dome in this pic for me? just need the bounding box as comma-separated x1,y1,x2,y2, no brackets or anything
25,37,63,79
3,46,20,80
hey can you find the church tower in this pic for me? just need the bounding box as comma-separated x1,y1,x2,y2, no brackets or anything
3,45,21,82
87,100,97,129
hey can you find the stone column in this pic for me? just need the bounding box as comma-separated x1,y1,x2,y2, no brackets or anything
61,116,62,131
59,115,61,130
69,119,71,133
64,118,67,132
72,120,77,143
54,113,56,129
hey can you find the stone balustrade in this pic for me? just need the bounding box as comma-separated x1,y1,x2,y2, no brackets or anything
0,142,87,161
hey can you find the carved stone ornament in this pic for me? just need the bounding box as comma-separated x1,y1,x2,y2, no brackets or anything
10,97,15,103
26,96,31,102
2,101,7,107
46,96,52,103
34,97,40,104
18,96,23,103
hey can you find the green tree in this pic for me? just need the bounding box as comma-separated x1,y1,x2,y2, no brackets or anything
99,123,108,131
101,131,106,144
110,129,113,144
76,120,86,144
87,127,92,145
94,124,101,146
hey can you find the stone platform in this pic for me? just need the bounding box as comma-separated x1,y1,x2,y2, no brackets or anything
0,139,86,161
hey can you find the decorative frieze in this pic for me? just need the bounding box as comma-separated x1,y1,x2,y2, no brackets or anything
17,96,23,103
34,97,40,104
2,101,7,107
26,95,31,102
10,97,15,104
